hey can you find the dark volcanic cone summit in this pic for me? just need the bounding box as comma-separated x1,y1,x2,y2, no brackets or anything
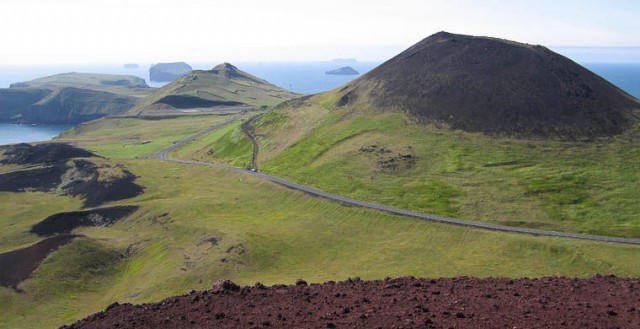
352,31,639,137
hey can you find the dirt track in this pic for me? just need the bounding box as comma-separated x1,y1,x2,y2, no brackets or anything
63,275,640,328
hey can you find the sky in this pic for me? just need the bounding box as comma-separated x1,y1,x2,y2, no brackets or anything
0,0,639,65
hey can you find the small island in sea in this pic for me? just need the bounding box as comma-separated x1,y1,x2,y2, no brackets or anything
150,62,193,82
325,66,359,75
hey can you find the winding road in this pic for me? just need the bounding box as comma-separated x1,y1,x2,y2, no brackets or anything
151,114,640,245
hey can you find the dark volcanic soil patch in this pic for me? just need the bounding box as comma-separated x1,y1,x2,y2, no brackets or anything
360,144,415,171
0,163,66,192
157,95,244,109
64,275,640,328
60,160,144,208
30,206,139,236
0,234,79,291
0,143,96,165
0,158,144,208
350,31,640,138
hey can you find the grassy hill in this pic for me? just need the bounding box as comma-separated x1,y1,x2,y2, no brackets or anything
247,93,640,238
192,33,640,239
3,33,640,328
2,114,640,328
129,63,300,115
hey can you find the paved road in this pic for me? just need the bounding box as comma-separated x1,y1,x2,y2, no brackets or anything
139,105,254,118
154,113,250,159
240,113,263,171
150,118,640,245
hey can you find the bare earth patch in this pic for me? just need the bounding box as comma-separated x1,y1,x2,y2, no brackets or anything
0,234,79,291
30,205,139,236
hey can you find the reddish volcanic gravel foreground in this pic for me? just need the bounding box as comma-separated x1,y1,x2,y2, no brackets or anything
64,275,640,329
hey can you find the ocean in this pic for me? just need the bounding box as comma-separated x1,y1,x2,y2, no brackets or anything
584,63,640,99
0,61,638,145
0,123,74,145
0,61,382,94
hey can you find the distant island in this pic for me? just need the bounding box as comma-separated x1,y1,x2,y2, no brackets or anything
325,66,359,75
0,72,152,124
150,62,193,82
124,63,139,69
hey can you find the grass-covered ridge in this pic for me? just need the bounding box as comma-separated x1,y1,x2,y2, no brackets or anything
250,90,640,238
129,63,300,115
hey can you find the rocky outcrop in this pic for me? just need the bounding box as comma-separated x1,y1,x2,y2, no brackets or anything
0,142,96,164
149,62,193,82
0,143,144,208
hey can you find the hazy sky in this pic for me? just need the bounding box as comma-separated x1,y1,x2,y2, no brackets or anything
1,0,639,65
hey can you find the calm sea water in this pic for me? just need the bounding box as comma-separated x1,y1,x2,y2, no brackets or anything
0,61,382,94
0,61,638,145
0,123,73,145
583,63,640,99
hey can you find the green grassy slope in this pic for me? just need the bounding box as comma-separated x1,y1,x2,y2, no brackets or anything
2,155,640,328
171,119,254,169
58,115,237,159
248,90,640,238
129,63,300,114
2,114,640,328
